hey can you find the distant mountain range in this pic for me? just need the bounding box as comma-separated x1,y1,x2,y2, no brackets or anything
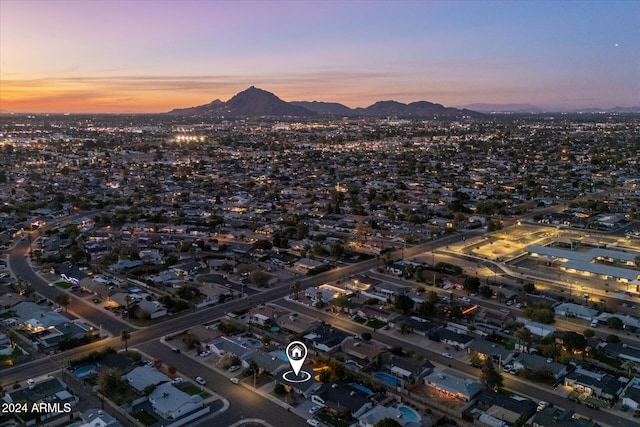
457,103,640,114
168,86,481,118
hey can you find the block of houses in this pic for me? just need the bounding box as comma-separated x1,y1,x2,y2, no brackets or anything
3,377,78,424
600,341,640,363
204,336,255,359
277,311,319,335
357,305,399,324
148,382,204,420
424,372,482,401
563,367,626,401
511,353,567,380
248,305,281,326
274,366,321,398
242,350,288,375
311,383,373,418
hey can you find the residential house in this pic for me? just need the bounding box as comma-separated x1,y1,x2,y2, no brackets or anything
136,300,167,319
467,339,515,366
311,383,373,418
304,324,350,353
274,366,321,398
621,377,640,410
600,342,640,363
463,390,537,427
424,372,483,401
242,350,288,375
3,377,78,424
563,367,625,401
429,327,475,349
512,353,567,380
357,305,399,324
341,337,387,364
80,409,121,427
148,382,204,420
531,407,601,427
204,336,255,359
381,353,434,382
125,365,171,394
248,305,280,327
554,303,598,321
358,404,422,427
277,312,319,335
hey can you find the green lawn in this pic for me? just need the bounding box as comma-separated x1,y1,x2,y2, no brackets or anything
366,319,386,329
355,318,366,324
134,409,158,426
183,384,202,395
56,281,72,289
317,412,350,427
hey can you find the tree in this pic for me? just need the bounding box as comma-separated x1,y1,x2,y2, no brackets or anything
481,358,503,391
583,329,595,339
463,276,481,294
563,331,587,354
606,316,624,330
250,270,270,287
55,294,71,312
289,280,300,300
523,282,536,293
394,294,414,314
334,294,350,312
361,332,372,341
121,330,131,352
274,383,287,395
622,360,636,378
515,327,532,350
479,285,493,299
376,418,402,427
606,334,621,344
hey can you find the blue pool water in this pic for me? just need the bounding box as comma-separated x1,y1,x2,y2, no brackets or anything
397,405,421,422
350,383,373,396
246,338,263,349
74,364,96,378
273,350,289,361
374,372,400,386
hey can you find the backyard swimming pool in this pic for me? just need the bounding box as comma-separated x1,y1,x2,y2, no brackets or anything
74,364,96,378
246,338,263,349
374,371,400,386
397,405,421,422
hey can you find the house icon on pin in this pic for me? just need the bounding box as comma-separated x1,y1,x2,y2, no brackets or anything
290,344,304,359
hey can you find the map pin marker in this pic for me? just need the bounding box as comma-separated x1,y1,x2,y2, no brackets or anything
286,340,308,376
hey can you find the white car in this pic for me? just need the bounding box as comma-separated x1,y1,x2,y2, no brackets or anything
195,376,206,385
306,419,320,427
228,365,240,372
230,377,240,384
309,406,321,414
199,351,211,357
537,401,549,411
442,352,453,359
171,377,183,384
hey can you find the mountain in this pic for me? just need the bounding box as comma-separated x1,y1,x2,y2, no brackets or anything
168,86,316,117
458,103,545,114
168,86,480,118
290,101,353,115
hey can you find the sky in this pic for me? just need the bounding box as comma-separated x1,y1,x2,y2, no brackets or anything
1,0,639,113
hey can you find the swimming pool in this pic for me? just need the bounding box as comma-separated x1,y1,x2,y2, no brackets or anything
273,350,289,361
374,372,400,386
397,405,421,422
246,338,263,349
74,364,96,378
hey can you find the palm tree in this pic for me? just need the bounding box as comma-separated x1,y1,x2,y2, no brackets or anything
622,360,636,378
290,280,300,300
54,294,71,312
121,330,131,352
515,327,532,352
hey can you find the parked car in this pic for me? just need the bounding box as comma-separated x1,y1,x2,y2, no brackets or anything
195,376,206,385
228,365,240,372
199,351,211,357
442,352,453,359
171,377,183,384
309,406,321,415
230,377,240,384
306,419,320,427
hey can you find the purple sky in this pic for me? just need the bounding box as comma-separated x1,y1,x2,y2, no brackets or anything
1,0,638,113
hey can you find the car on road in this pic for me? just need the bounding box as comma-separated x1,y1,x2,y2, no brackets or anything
27,379,35,386
309,406,321,415
230,377,240,384
171,377,183,384
590,319,599,328
306,419,320,426
442,352,453,359
199,351,211,357
537,401,549,411
228,365,240,372
144,361,153,367
195,376,206,385
172,347,181,353
48,282,55,287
